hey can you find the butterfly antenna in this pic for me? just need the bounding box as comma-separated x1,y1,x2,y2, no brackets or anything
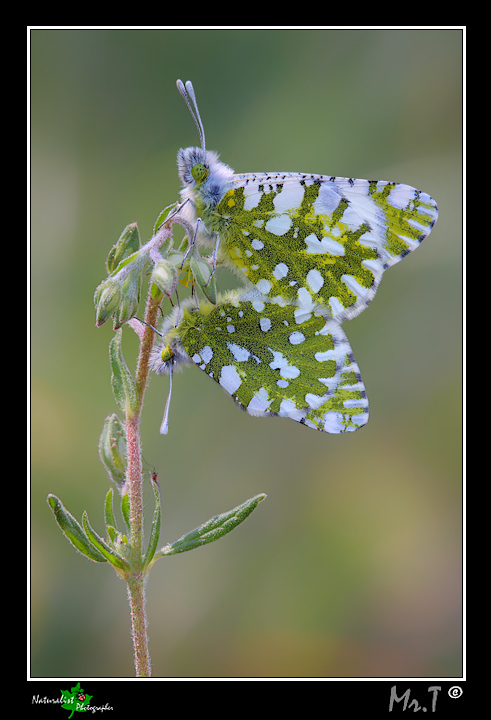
160,363,173,435
176,79,206,150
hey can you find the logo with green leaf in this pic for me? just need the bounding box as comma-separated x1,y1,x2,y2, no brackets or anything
60,682,92,718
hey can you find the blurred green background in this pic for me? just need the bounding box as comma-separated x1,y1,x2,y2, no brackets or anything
30,28,462,678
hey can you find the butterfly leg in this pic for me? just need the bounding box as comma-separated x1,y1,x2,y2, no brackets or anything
204,233,220,287
155,198,190,234
180,217,202,269
173,287,181,326
190,278,200,310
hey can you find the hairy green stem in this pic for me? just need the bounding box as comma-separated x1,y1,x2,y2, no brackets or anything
125,290,161,677
126,575,151,677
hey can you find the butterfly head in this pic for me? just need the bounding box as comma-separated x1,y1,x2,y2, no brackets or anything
149,305,195,376
150,336,188,376
177,146,212,186
177,145,233,198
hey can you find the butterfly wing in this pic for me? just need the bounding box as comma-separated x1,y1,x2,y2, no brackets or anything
177,296,369,433
210,173,438,323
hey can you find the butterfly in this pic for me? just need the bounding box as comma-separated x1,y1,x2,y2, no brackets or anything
174,80,438,324
149,81,438,434
150,292,369,433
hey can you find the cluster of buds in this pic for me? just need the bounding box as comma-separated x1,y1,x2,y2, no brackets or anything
94,223,145,329
164,247,217,305
94,206,220,331
95,227,149,330
95,214,212,330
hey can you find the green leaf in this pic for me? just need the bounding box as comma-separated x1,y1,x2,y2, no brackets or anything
109,329,138,413
106,222,141,274
104,488,117,532
106,524,119,545
60,682,93,719
156,493,266,558
143,474,161,569
82,511,128,571
47,495,107,563
121,493,131,532
98,414,127,489
153,202,179,235
107,249,142,277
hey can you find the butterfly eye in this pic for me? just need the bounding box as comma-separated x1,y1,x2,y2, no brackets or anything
191,162,209,183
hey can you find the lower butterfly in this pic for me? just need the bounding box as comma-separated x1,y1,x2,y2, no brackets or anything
150,292,369,433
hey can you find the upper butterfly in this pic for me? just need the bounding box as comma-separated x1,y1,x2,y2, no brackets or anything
175,80,438,323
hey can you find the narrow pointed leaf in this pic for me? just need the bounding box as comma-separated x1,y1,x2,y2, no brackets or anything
121,493,131,532
104,489,125,552
47,495,107,563
104,488,117,534
106,524,119,545
109,329,138,413
98,414,127,490
82,511,128,571
143,475,161,569
108,249,143,277
157,493,266,557
107,524,128,550
153,202,179,235
106,222,141,274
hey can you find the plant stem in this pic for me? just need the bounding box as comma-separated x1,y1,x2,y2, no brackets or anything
126,575,151,677
125,290,161,677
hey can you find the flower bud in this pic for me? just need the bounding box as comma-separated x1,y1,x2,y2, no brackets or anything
112,272,142,329
98,413,127,490
95,252,146,329
150,259,178,300
166,250,186,268
94,279,122,327
190,254,217,305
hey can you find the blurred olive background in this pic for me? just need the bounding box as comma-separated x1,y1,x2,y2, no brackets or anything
30,28,462,678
